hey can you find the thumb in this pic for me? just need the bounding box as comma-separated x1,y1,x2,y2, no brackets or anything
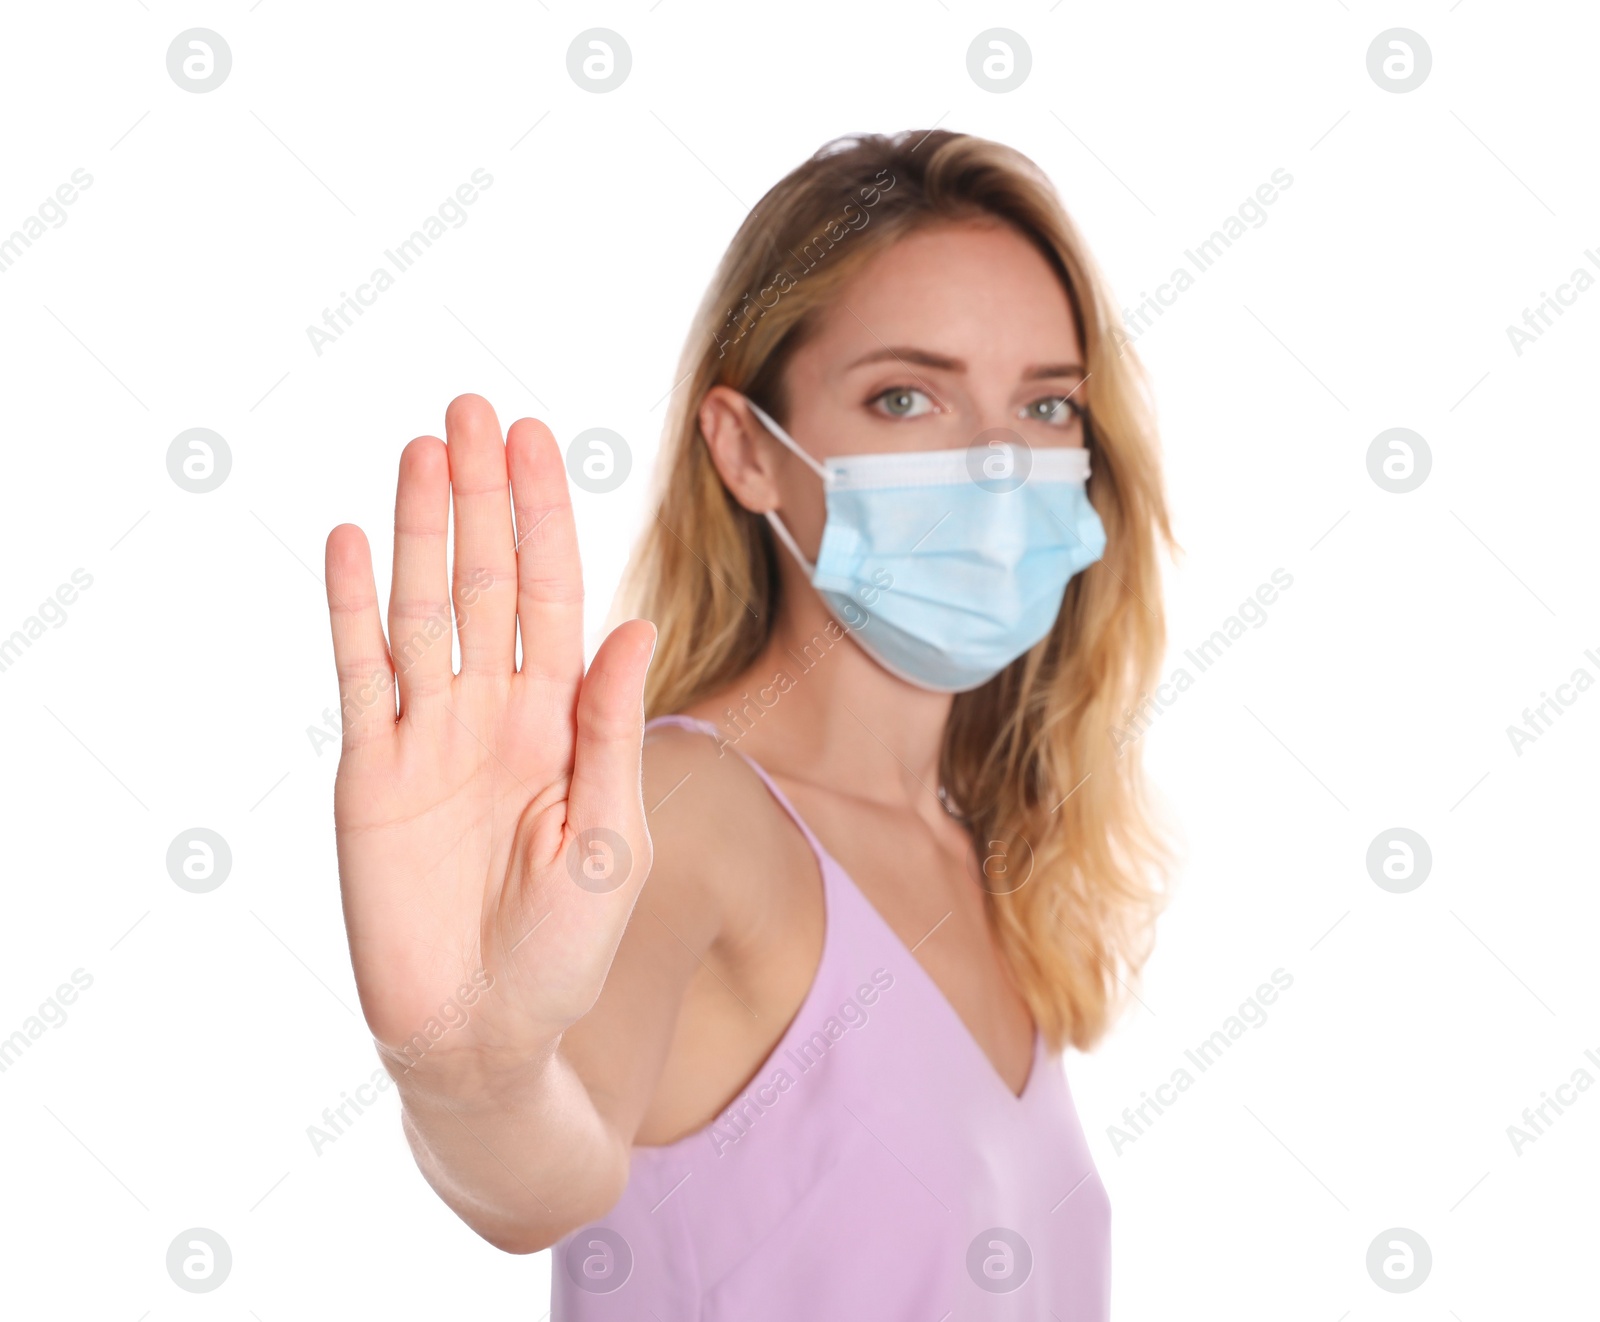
565,618,658,885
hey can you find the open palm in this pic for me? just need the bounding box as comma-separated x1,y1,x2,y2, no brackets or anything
323,394,655,1080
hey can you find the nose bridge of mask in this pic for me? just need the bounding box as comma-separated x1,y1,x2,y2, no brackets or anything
744,395,1096,579
745,398,831,577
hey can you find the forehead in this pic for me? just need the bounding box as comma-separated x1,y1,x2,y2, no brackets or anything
805,218,1082,368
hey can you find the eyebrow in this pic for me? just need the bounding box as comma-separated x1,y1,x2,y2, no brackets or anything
844,346,1085,381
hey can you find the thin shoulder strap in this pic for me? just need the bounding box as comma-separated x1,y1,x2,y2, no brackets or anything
644,713,833,869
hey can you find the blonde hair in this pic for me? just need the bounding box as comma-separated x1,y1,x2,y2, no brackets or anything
612,129,1175,1053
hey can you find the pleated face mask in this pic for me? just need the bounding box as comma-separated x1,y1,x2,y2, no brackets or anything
745,396,1107,693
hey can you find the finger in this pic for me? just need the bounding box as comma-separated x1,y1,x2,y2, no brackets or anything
444,394,518,678
506,416,584,691
325,524,396,748
388,436,453,711
566,619,658,850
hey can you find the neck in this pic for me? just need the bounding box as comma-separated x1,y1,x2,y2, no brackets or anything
703,569,955,815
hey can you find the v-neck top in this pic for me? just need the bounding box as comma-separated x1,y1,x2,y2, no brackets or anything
550,713,1110,1320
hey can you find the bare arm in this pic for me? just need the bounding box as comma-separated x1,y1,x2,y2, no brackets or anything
383,729,741,1254
389,725,749,1251
323,395,720,1253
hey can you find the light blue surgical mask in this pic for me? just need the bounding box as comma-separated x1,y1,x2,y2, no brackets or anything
745,398,1107,693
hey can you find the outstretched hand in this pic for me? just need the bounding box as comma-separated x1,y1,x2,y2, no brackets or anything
323,393,656,1084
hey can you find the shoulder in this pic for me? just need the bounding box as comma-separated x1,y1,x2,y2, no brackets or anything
639,721,817,951
639,721,785,872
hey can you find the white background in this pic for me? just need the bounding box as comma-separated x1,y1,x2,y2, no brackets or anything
1,1,1595,1317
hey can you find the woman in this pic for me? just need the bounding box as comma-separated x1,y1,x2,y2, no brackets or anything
323,128,1173,1319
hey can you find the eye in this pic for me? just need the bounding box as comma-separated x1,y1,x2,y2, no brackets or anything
870,386,938,419
1021,395,1084,427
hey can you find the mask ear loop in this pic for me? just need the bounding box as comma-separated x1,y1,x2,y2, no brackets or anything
744,398,830,579
744,398,830,480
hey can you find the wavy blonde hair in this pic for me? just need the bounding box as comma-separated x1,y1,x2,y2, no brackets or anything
611,129,1175,1053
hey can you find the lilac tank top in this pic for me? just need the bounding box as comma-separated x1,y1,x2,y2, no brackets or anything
551,714,1110,1320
